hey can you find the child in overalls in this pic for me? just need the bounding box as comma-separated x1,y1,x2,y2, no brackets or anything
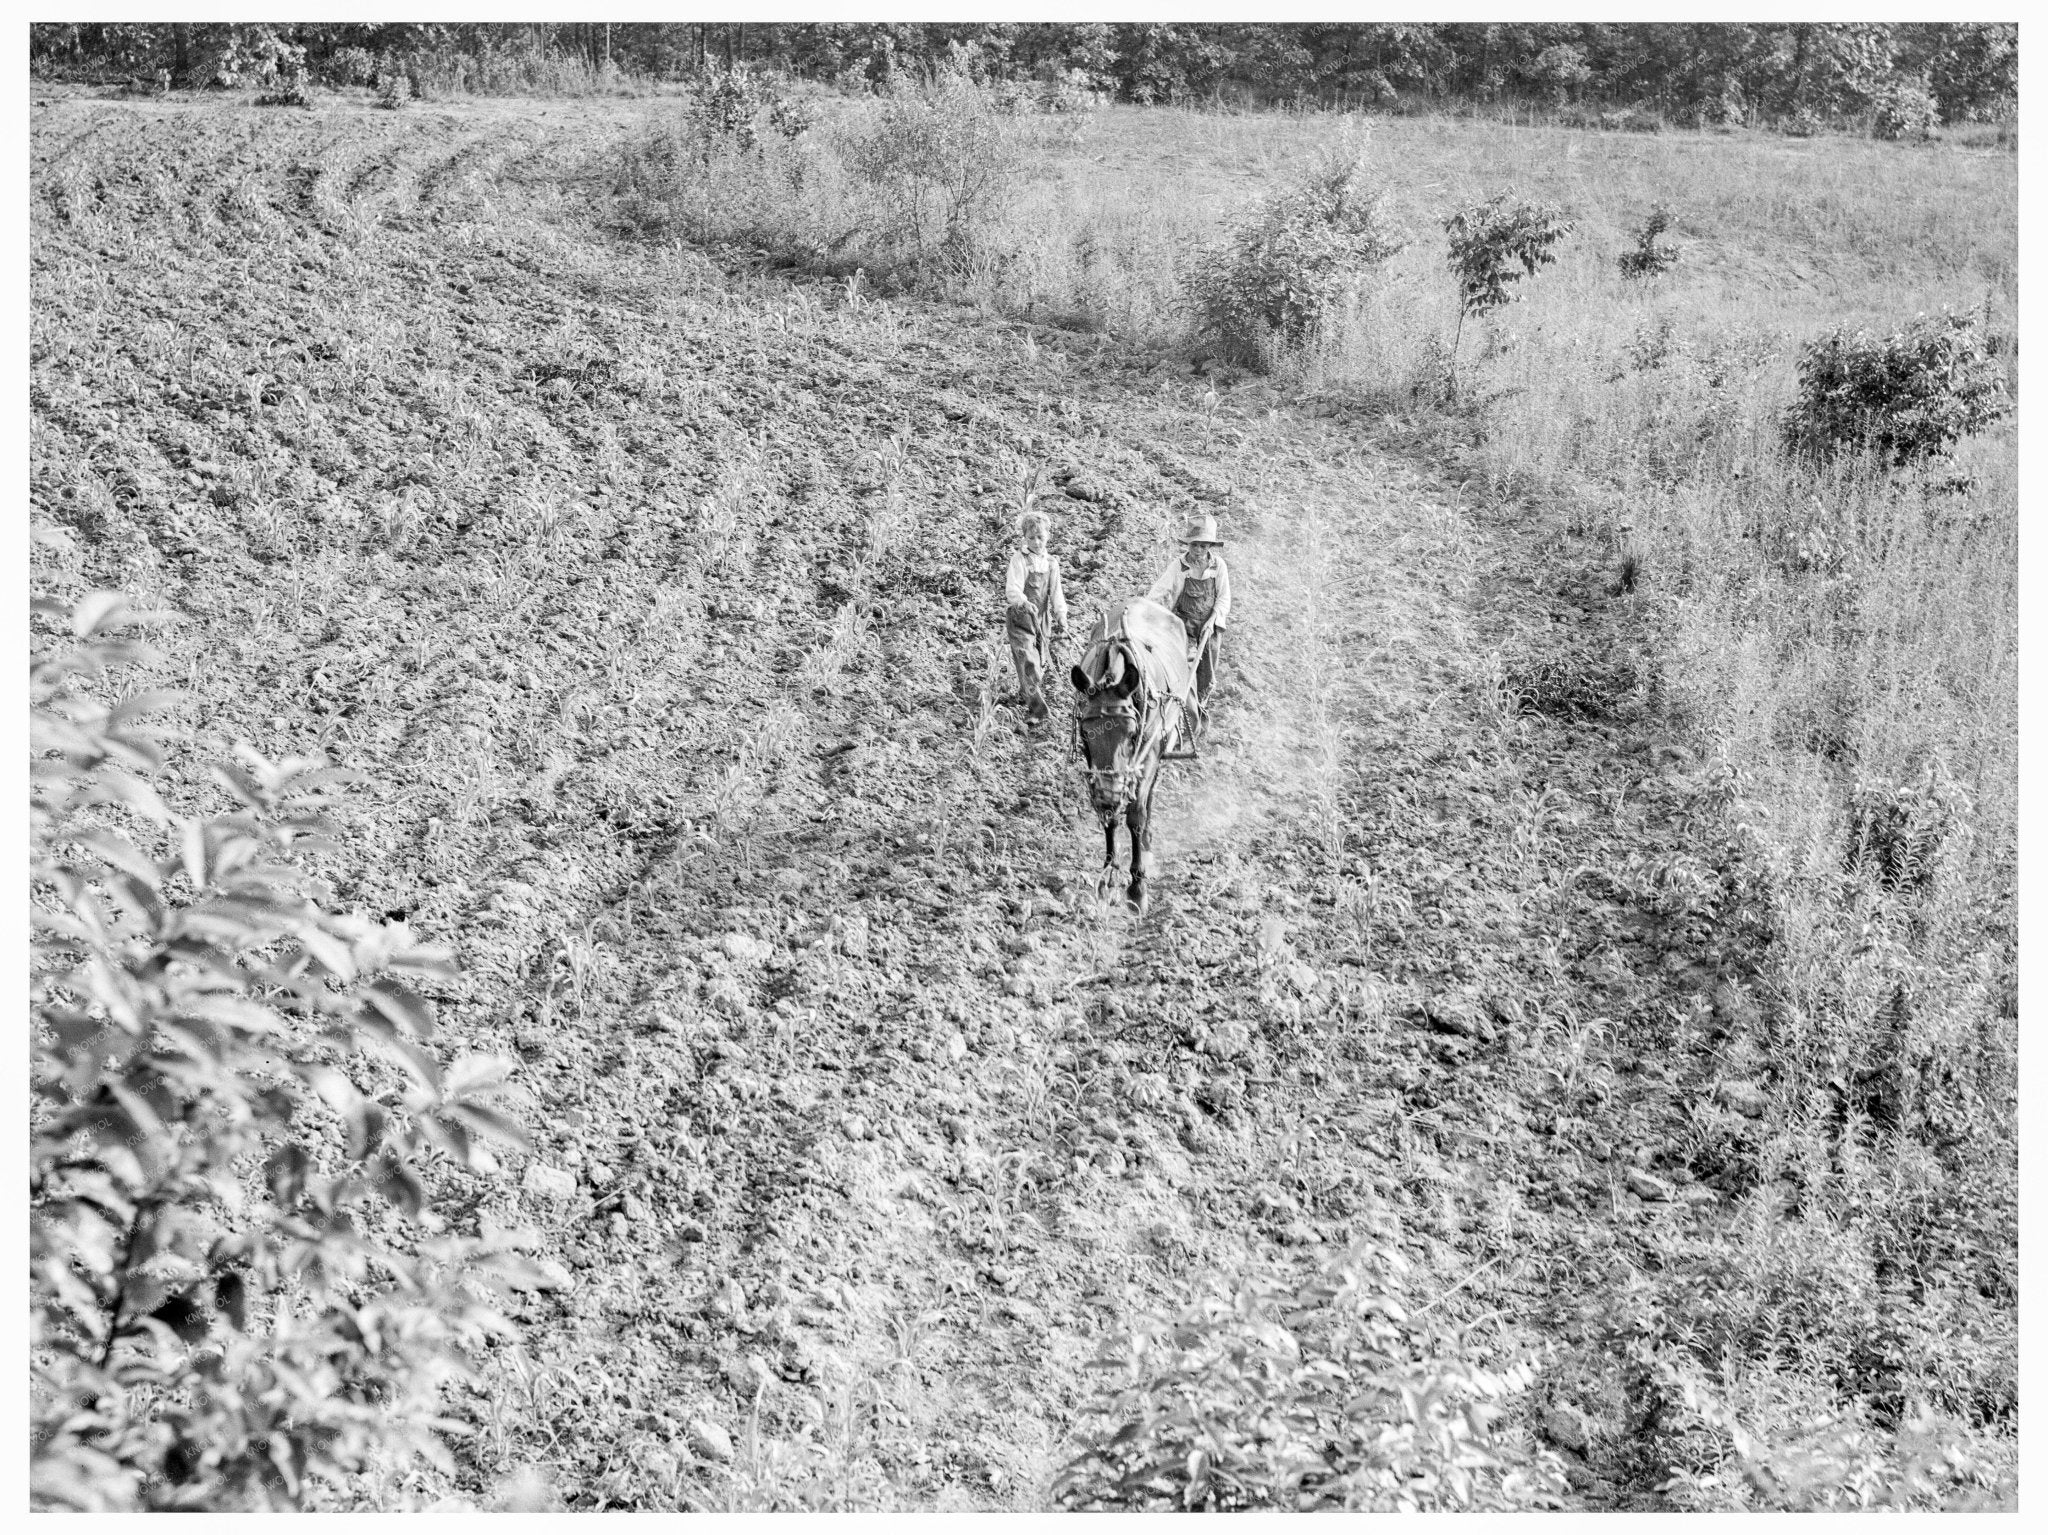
1146,512,1232,702
1005,508,1069,723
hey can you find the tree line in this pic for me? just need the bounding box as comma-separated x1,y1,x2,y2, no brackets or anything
28,21,2018,128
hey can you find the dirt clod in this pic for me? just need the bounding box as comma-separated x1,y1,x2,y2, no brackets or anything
688,1418,735,1464
521,1163,578,1204
1625,1169,1674,1202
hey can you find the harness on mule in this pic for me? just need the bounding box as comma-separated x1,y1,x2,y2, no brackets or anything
1070,599,1202,780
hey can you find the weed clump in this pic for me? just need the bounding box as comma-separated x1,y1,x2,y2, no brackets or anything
375,70,411,110
1505,644,1640,721
1872,81,1940,142
1184,136,1406,365
1600,105,1664,133
322,45,376,87
255,63,314,108
1055,1240,1564,1511
1782,312,2009,467
1845,754,1969,893
768,94,817,140
1618,204,1679,280
1783,107,1822,137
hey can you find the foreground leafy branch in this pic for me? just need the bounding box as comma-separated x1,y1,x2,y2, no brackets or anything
30,590,535,1510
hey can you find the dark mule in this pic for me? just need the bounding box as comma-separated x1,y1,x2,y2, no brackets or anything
1069,597,1200,912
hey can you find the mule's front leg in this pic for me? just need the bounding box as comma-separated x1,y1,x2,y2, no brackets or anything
1096,818,1120,898
1126,790,1154,914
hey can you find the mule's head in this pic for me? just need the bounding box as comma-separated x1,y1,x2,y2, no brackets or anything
1072,648,1142,821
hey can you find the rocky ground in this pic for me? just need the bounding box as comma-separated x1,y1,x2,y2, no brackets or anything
32,91,1798,1510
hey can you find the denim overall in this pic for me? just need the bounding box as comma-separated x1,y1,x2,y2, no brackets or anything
1174,572,1219,698
1009,562,1053,720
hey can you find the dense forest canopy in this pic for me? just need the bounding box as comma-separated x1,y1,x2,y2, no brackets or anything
28,20,2018,127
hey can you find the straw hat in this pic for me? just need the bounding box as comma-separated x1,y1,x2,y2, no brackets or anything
1182,512,1222,546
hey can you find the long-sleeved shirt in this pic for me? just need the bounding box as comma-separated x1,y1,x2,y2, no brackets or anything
1147,551,1232,630
1004,549,1069,631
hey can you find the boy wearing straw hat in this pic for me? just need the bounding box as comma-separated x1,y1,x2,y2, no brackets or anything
1146,512,1232,702
1005,506,1069,724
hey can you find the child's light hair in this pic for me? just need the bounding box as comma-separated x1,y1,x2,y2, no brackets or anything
1017,508,1051,539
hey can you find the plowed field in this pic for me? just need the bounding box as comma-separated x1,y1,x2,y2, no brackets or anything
30,93,1901,1510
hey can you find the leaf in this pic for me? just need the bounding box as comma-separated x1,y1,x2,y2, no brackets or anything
30,711,105,760
107,872,169,935
71,590,131,639
267,1144,310,1205
214,1271,249,1332
149,1292,211,1345
297,925,358,982
29,907,95,946
110,688,185,730
180,818,211,887
31,1452,135,1512
443,1052,514,1098
443,1100,531,1152
416,1111,475,1167
387,1035,443,1094
265,1431,305,1499
343,1098,388,1161
35,1244,112,1327
373,1154,426,1219
180,992,284,1037
363,977,435,1038
87,766,174,824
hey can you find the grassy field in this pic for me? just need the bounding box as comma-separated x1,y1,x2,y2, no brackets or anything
30,83,2016,1511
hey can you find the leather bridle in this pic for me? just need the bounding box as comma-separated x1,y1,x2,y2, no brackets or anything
1075,691,1160,821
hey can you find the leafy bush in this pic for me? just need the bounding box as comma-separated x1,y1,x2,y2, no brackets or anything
1035,65,1100,114
1443,192,1573,385
768,94,817,141
1872,81,1939,141
1619,204,1679,280
30,591,534,1510
689,62,766,153
186,24,303,90
255,64,314,108
1784,105,1826,138
1527,43,1593,107
1054,1240,1565,1511
1782,311,2010,466
322,46,376,88
1185,137,1406,364
1446,193,1573,324
375,70,411,110
838,61,1028,274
